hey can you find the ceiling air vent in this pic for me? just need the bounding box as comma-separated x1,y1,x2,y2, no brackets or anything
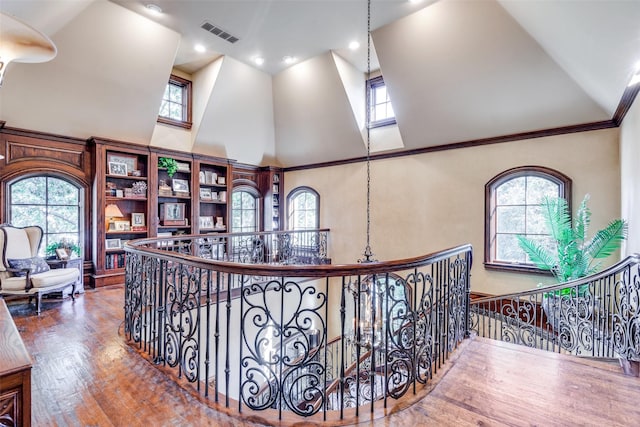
201,21,239,44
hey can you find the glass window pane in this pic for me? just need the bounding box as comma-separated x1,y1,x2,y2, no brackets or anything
11,206,46,228
496,206,525,233
48,178,78,205
496,177,525,205
495,234,526,263
375,85,387,101
386,103,394,118
159,100,169,117
169,84,182,102
526,205,547,234
169,103,182,120
526,177,559,204
11,177,46,204
375,104,386,121
48,206,79,233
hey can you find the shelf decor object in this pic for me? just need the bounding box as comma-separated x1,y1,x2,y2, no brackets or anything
105,204,124,231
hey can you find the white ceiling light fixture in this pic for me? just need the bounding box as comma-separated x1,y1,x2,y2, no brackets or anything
283,56,296,65
254,57,265,66
194,44,206,53
145,3,162,15
0,12,57,87
349,41,360,50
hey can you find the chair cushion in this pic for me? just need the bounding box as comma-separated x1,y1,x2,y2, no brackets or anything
7,257,50,276
30,268,79,289
1,267,79,291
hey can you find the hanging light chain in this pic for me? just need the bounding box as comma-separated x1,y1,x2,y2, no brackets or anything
361,0,375,263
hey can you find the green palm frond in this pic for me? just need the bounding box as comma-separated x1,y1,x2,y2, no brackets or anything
542,196,571,243
516,235,556,271
518,194,627,284
585,219,628,260
572,194,591,245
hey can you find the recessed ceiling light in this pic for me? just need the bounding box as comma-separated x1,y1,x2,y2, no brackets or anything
408,0,424,4
254,57,265,66
145,3,162,15
194,44,206,53
283,56,296,65
349,41,360,51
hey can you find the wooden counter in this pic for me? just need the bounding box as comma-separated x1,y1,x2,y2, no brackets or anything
0,299,32,426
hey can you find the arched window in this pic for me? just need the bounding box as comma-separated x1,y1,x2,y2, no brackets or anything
485,166,571,273
231,188,259,233
8,175,83,257
287,187,320,230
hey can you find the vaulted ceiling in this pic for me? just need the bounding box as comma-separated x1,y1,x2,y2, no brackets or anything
1,0,639,167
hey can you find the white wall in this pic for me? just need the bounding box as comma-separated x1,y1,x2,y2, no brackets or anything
285,128,621,295
620,94,640,255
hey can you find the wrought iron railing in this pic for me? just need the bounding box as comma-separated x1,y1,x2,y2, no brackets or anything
470,254,640,362
123,234,472,424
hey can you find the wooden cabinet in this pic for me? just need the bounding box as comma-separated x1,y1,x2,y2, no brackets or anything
90,139,150,288
0,300,32,427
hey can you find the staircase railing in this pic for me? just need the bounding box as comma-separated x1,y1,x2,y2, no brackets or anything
470,253,640,362
123,233,472,424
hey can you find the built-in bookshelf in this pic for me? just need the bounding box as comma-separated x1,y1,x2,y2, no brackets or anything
91,139,150,288
91,143,234,287
261,167,284,231
150,150,194,240
195,157,229,234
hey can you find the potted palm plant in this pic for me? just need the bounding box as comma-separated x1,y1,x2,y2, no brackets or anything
517,194,627,324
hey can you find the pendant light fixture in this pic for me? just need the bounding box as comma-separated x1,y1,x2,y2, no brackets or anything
0,12,57,87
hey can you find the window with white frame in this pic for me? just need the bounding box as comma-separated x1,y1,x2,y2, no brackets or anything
287,187,319,231
485,166,571,273
367,76,396,128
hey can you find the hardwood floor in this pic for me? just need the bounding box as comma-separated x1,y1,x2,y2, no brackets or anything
5,286,640,426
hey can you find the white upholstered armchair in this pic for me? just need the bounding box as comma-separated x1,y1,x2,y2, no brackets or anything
0,224,80,314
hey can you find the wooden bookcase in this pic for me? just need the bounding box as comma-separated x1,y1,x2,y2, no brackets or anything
90,138,150,288
149,149,195,239
91,143,234,287
194,155,229,234
261,167,284,231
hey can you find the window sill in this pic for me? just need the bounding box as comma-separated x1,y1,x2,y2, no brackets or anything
368,118,397,129
484,261,554,276
157,117,192,130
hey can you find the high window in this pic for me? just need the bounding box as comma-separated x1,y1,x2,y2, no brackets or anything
231,189,259,233
287,187,319,230
158,74,192,129
8,175,82,257
367,76,396,128
485,166,571,273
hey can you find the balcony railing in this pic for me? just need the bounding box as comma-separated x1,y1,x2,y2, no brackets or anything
470,254,640,362
123,232,472,424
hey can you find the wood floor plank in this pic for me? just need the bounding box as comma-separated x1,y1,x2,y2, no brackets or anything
5,286,640,426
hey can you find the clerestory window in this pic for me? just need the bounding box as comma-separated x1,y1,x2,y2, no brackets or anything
367,76,396,128
158,74,192,129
